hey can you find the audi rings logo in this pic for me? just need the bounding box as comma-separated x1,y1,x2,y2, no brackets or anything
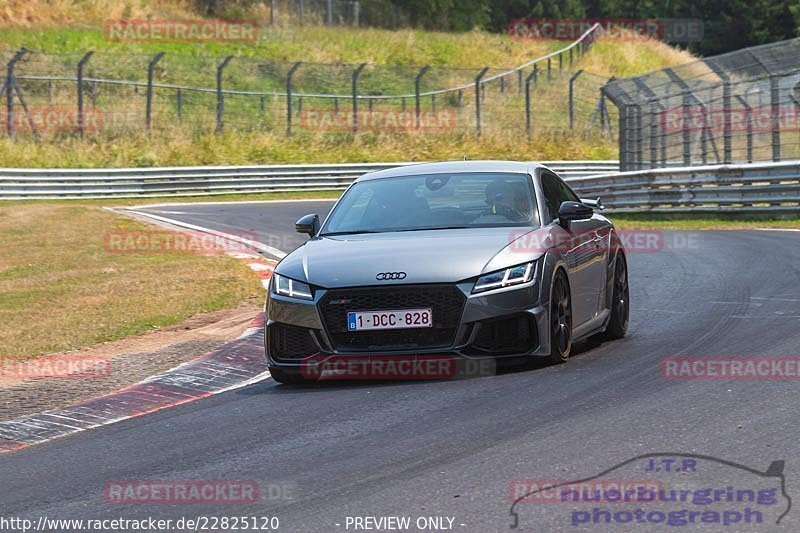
376,272,407,281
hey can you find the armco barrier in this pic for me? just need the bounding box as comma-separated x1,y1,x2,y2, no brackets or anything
0,161,617,199
568,161,800,214
1,160,797,214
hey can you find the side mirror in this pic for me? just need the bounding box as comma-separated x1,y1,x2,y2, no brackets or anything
558,201,593,226
295,213,320,236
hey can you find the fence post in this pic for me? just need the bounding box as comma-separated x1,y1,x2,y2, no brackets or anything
76,51,93,138
569,48,573,68
177,89,183,123
533,64,538,88
525,69,536,140
146,52,165,136
568,69,583,132
354,1,360,26
298,0,304,26
681,93,691,165
517,69,522,93
769,75,780,161
327,0,334,26
4,48,27,140
740,96,753,163
414,66,430,129
352,63,366,133
707,64,732,164
547,58,551,82
558,52,563,71
599,77,614,133
270,0,275,26
285,61,302,136
215,55,233,133
474,67,489,137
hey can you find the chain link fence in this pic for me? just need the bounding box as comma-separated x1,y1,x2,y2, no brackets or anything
264,0,410,28
604,37,800,171
0,25,615,143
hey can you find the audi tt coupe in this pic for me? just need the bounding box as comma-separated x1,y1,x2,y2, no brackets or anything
264,161,629,384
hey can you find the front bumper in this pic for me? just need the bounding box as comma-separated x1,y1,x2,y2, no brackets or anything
264,278,551,371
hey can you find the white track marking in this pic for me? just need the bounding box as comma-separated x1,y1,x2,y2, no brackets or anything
123,198,337,209
118,209,288,259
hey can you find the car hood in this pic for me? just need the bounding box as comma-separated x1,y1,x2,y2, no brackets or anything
275,227,543,288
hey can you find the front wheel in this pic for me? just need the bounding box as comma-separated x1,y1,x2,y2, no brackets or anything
547,270,572,364
602,253,629,340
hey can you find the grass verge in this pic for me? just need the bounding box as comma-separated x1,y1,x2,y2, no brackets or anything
610,213,800,230
0,202,263,361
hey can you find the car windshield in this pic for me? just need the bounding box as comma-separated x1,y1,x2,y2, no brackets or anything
321,172,539,235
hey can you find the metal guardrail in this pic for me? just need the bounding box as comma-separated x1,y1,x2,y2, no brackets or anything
0,161,619,199
568,160,800,214
1,160,797,215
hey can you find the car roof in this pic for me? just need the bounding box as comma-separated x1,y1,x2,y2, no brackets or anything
356,160,552,182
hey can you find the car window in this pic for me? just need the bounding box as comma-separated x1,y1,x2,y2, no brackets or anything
540,173,562,223
558,179,580,204
322,172,539,234
541,173,580,223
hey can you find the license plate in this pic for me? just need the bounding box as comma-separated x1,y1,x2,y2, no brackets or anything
347,308,433,331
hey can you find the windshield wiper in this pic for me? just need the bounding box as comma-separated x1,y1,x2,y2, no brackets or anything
321,230,383,236
396,226,471,232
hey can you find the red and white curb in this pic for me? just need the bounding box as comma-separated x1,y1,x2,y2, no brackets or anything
0,215,283,454
0,314,269,453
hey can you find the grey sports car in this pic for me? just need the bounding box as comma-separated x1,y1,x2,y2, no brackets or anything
264,161,629,384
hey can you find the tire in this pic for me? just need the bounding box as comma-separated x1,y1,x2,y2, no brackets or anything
547,270,572,364
269,367,316,385
602,253,629,340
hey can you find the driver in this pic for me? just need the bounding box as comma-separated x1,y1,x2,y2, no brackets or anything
485,178,528,221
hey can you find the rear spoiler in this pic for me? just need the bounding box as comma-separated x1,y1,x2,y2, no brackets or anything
580,197,604,210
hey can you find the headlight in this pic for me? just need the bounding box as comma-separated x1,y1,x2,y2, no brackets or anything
472,262,536,294
273,273,313,300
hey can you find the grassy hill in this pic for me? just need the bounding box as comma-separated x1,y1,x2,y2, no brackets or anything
0,6,695,167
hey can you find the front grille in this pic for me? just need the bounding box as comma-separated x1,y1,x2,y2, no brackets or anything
465,313,538,355
319,285,466,351
268,323,320,360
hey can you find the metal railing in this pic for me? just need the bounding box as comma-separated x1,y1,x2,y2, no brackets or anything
0,161,618,199
568,160,800,213
2,160,798,215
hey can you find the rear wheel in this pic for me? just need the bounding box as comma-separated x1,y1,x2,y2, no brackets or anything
602,253,629,340
548,270,572,364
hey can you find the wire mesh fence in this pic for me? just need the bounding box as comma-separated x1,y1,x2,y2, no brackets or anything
265,0,410,28
0,25,614,144
604,37,800,171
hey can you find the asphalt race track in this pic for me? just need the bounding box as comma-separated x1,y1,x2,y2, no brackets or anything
2,200,800,532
